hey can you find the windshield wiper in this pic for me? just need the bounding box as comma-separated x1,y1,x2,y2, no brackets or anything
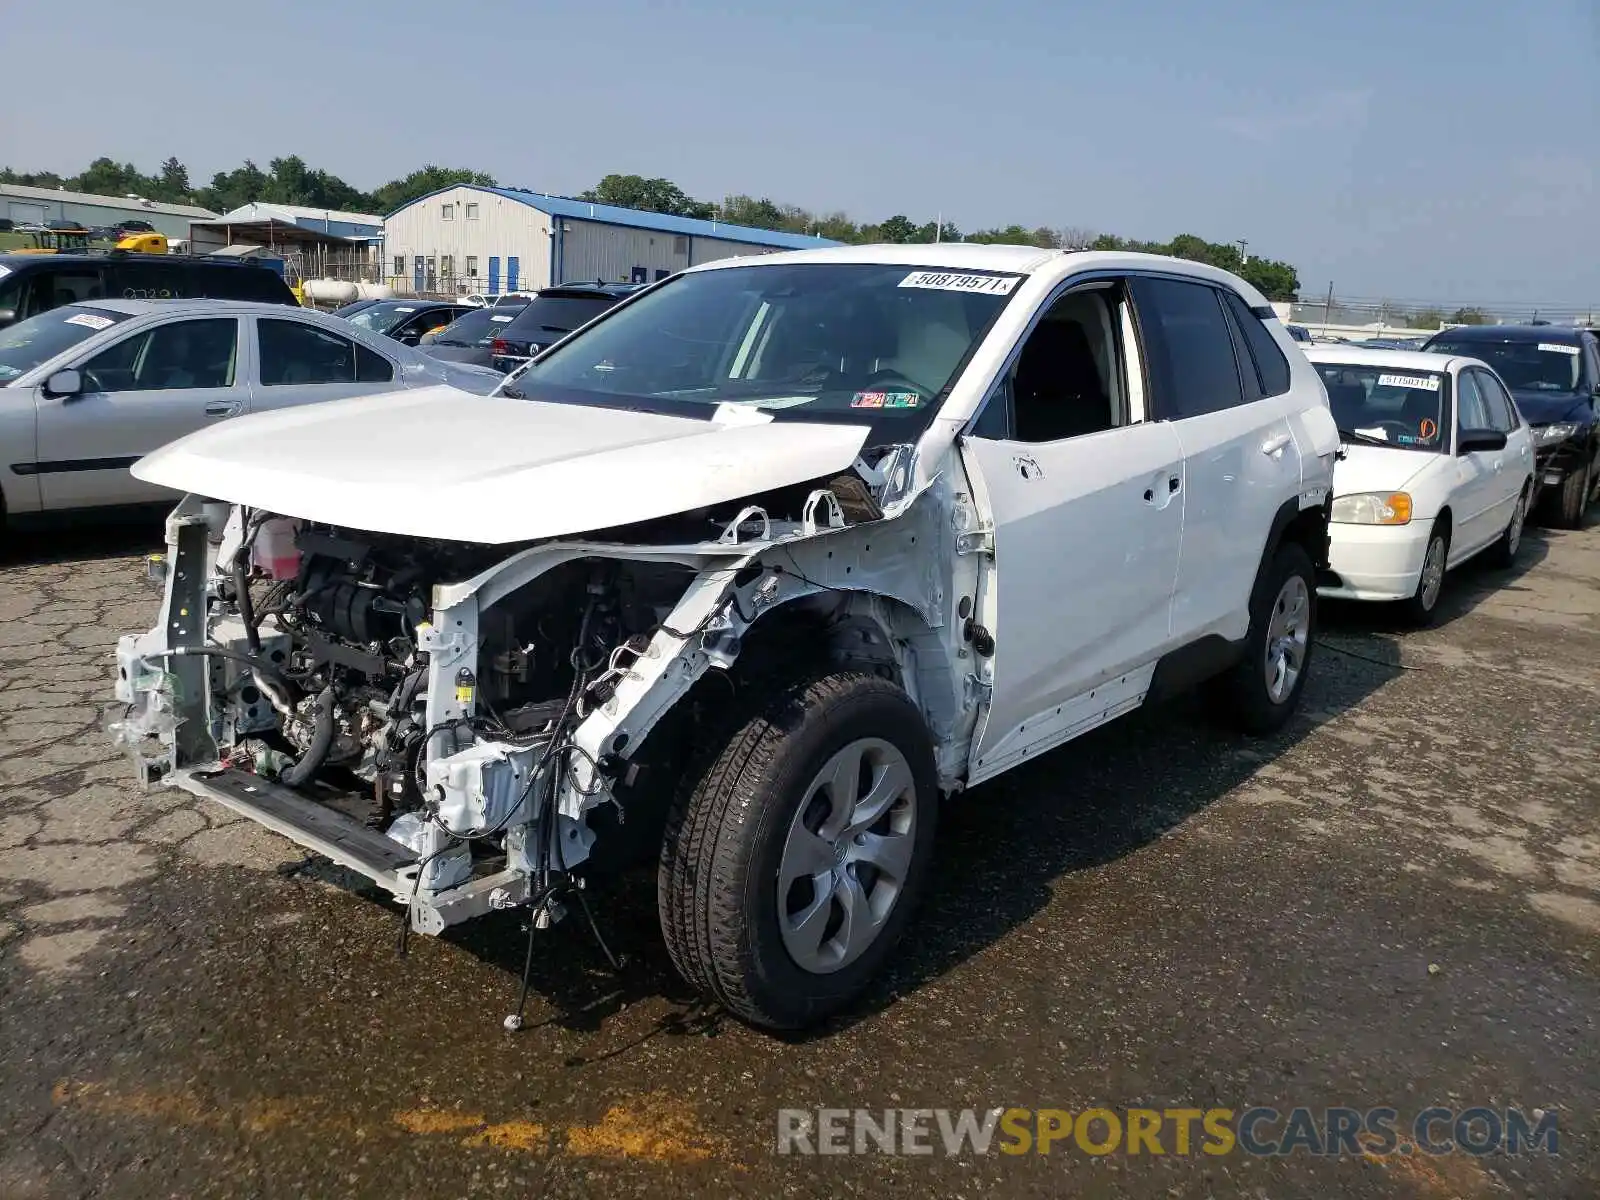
1338,428,1393,447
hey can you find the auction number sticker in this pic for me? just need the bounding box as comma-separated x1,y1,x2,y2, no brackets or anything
1377,373,1439,391
491,314,514,322
898,271,1021,295
64,313,114,331
1539,342,1580,355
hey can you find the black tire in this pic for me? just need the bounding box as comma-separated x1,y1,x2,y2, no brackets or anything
1485,485,1529,569
1552,461,1592,530
1220,541,1317,736
657,671,938,1031
1400,527,1450,628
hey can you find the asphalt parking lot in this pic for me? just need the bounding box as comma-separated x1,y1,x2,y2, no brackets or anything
0,517,1596,1199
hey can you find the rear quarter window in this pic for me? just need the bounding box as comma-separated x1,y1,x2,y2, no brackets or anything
1220,290,1292,398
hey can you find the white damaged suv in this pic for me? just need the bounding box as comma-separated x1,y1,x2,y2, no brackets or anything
112,245,1339,1030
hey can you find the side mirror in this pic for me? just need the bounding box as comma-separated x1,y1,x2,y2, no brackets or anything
44,368,83,398
1458,428,1507,454
0,308,16,329
396,332,419,346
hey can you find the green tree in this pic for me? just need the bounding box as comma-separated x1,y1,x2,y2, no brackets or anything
1409,307,1445,330
194,161,269,213
369,165,495,215
1449,307,1490,325
876,214,920,243
156,156,190,202
580,174,714,219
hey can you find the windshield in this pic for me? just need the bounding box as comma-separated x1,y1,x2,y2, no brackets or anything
0,305,130,385
500,294,619,340
1427,338,1583,392
437,306,522,347
500,263,1021,436
345,303,425,335
1315,362,1448,452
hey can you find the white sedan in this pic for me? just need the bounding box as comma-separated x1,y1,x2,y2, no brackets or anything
0,299,502,526
1309,347,1535,624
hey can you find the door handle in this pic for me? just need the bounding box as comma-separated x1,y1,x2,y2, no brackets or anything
204,401,242,418
1261,432,1292,457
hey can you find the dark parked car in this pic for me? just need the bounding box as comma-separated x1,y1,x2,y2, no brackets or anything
339,299,473,347
488,282,645,371
0,253,298,329
329,297,386,320
423,301,529,369
1423,324,1600,527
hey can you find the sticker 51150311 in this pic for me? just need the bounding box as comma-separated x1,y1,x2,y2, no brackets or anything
1539,343,1580,356
1377,373,1440,392
898,271,1021,295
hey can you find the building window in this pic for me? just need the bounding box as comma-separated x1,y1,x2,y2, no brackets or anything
441,255,454,278
466,256,479,278
673,236,689,255
465,202,480,220
441,203,454,220
393,256,405,277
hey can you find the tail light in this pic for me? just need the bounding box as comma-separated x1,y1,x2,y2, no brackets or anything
490,338,509,356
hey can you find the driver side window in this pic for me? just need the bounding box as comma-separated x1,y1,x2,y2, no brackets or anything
81,319,238,392
1455,369,1491,433
971,286,1127,443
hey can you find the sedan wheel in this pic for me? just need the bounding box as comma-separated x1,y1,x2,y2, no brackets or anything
1402,531,1449,626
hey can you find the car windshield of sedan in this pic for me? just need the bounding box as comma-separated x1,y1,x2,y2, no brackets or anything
497,263,1022,433
1316,362,1448,452
0,304,131,385
344,303,425,336
1427,338,1582,392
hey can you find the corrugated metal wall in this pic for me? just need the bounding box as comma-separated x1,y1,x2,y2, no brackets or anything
382,187,551,295
687,237,780,267
556,221,690,285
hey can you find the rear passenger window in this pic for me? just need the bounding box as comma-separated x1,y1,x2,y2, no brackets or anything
1129,277,1245,419
1221,289,1292,397
355,342,394,383
259,319,361,385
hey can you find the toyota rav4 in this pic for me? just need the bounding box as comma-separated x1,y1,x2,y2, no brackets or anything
110,245,1339,1031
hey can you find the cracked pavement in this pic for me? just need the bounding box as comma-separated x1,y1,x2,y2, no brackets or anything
0,515,1596,1199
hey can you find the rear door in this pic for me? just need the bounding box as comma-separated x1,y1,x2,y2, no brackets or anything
35,315,246,509
247,315,398,412
1131,276,1301,646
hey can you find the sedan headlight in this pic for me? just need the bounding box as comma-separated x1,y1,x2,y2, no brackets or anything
1331,491,1413,525
1533,422,1581,447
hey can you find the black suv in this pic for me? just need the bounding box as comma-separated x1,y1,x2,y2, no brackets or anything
489,282,645,372
0,253,298,329
1423,324,1600,527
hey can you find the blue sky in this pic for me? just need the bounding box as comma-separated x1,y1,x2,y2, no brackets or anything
4,0,1598,306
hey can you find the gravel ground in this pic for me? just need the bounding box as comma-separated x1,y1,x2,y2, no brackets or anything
0,515,1595,1199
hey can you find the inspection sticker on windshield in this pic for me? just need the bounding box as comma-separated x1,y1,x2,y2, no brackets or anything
898,270,1020,295
64,313,113,331
1377,373,1439,391
1539,342,1580,355
852,391,922,409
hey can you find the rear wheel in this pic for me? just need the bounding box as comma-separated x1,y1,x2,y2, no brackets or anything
1220,542,1317,735
1401,529,1449,627
658,671,938,1030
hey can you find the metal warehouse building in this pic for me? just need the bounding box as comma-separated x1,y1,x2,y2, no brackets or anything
0,183,217,238
382,184,836,296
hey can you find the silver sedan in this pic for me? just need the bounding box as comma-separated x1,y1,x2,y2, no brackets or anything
0,299,503,522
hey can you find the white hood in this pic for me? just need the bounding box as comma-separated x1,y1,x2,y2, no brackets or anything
1332,443,1436,496
132,386,872,543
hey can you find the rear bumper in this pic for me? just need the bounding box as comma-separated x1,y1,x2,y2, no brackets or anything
1318,518,1435,602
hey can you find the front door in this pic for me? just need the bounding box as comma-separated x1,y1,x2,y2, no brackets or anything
1450,368,1505,554
1472,367,1531,541
488,257,501,295
36,316,245,510
961,281,1185,782
507,257,520,292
